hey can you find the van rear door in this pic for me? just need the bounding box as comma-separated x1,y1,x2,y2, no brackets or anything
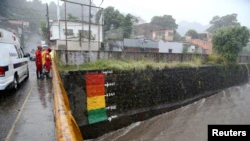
0,43,14,79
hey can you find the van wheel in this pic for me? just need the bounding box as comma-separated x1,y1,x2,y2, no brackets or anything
13,75,19,90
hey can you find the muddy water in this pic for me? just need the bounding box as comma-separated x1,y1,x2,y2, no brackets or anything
90,82,250,141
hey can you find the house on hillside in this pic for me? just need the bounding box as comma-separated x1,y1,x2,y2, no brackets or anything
135,23,174,41
185,36,192,42
158,40,205,54
185,32,212,54
124,38,159,52
50,20,103,51
0,17,29,44
135,23,161,39
8,20,30,27
152,29,174,41
191,32,212,54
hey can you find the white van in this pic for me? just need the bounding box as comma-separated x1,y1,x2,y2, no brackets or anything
0,29,29,90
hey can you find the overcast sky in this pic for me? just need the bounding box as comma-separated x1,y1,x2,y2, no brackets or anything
40,0,250,27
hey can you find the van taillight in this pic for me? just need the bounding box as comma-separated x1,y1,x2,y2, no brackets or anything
0,67,5,76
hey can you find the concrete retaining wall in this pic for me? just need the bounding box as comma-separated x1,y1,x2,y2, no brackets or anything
60,65,249,139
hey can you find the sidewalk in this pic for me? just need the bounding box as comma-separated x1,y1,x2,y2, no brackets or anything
7,79,56,141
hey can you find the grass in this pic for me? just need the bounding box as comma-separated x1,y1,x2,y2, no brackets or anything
58,59,203,72
206,54,225,65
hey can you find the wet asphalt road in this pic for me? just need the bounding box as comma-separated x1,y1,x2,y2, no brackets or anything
92,82,250,141
0,33,55,141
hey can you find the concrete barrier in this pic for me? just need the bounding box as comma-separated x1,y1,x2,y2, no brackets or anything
52,60,84,141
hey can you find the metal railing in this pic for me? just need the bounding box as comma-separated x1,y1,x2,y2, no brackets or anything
52,59,84,141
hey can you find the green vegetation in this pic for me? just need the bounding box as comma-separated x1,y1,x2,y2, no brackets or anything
206,54,225,64
58,59,202,72
96,6,135,39
150,15,178,30
67,13,78,21
123,14,133,38
40,21,47,38
185,29,198,39
182,47,188,54
173,32,182,41
0,0,46,31
207,13,241,33
212,26,250,63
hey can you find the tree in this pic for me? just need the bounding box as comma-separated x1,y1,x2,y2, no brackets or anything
212,26,250,63
40,21,47,38
150,15,178,30
123,14,133,38
97,6,134,39
49,1,57,19
0,0,46,32
185,29,198,39
207,13,240,33
183,47,188,54
174,32,182,41
99,6,125,32
67,13,78,21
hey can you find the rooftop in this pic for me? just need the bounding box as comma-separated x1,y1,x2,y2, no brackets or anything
124,38,159,49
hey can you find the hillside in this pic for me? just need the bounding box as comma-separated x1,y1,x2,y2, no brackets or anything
177,21,210,36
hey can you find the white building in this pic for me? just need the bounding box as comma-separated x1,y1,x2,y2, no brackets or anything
159,40,204,54
50,20,103,42
50,20,103,51
159,40,183,53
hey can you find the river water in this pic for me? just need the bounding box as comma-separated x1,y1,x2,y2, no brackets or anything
90,82,250,141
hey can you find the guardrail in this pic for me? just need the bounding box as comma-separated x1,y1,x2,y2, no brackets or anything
52,59,84,141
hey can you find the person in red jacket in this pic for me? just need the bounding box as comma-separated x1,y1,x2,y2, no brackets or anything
35,45,43,79
45,48,52,78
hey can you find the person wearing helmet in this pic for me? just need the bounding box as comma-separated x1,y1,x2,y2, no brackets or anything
35,45,43,79
45,48,52,78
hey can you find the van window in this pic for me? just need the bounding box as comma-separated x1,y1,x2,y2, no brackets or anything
18,49,23,58
20,47,25,56
15,46,23,58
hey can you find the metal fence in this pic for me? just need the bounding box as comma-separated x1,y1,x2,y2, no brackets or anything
55,50,250,65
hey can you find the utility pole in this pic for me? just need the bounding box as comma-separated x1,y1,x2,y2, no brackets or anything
80,5,84,47
58,0,61,39
97,8,103,59
21,22,24,48
87,0,92,62
46,3,50,45
88,0,92,53
65,2,68,65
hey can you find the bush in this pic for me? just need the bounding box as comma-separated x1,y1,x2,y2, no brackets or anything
212,26,250,63
207,54,225,64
